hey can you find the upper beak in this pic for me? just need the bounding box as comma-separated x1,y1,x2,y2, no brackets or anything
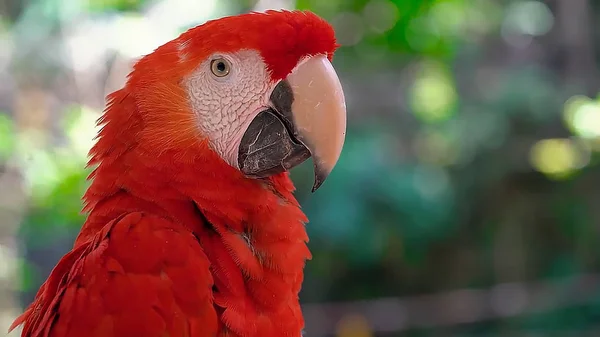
237,55,347,192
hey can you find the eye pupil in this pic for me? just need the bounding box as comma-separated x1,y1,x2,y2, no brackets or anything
211,58,231,77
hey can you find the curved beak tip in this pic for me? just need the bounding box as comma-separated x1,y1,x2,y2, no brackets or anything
311,166,328,192
287,55,347,192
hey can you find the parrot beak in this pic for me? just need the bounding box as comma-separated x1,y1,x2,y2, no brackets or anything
238,55,347,192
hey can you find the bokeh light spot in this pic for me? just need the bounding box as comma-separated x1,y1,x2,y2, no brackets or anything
331,12,365,46
501,1,553,47
410,61,457,123
563,95,600,139
529,138,589,179
336,313,373,337
363,0,399,34
503,1,554,36
428,1,467,37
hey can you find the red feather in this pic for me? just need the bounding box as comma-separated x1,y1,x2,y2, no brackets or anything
13,213,218,337
13,9,337,337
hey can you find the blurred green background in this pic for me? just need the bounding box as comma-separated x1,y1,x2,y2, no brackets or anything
1,0,600,336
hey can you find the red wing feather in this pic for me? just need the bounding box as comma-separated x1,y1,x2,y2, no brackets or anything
12,212,218,337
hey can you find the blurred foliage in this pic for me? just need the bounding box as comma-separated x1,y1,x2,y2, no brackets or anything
295,0,499,57
18,106,92,232
0,114,15,159
1,0,600,336
86,0,149,12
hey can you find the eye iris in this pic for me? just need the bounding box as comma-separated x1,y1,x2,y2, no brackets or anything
211,59,230,77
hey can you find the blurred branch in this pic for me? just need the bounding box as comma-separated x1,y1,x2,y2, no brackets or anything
303,274,600,336
392,329,600,337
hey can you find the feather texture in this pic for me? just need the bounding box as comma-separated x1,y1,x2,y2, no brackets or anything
12,212,217,337
12,9,338,337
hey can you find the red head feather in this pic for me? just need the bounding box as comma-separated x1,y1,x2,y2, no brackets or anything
177,10,338,81
148,10,338,81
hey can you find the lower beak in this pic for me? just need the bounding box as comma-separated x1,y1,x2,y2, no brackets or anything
237,55,347,192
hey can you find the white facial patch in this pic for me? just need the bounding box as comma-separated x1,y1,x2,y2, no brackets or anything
183,50,273,168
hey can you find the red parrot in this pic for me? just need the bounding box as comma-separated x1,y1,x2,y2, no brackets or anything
10,10,346,337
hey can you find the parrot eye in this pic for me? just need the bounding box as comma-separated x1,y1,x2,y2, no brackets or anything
210,58,231,77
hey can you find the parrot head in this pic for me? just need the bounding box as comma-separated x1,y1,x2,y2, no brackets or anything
120,10,346,191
